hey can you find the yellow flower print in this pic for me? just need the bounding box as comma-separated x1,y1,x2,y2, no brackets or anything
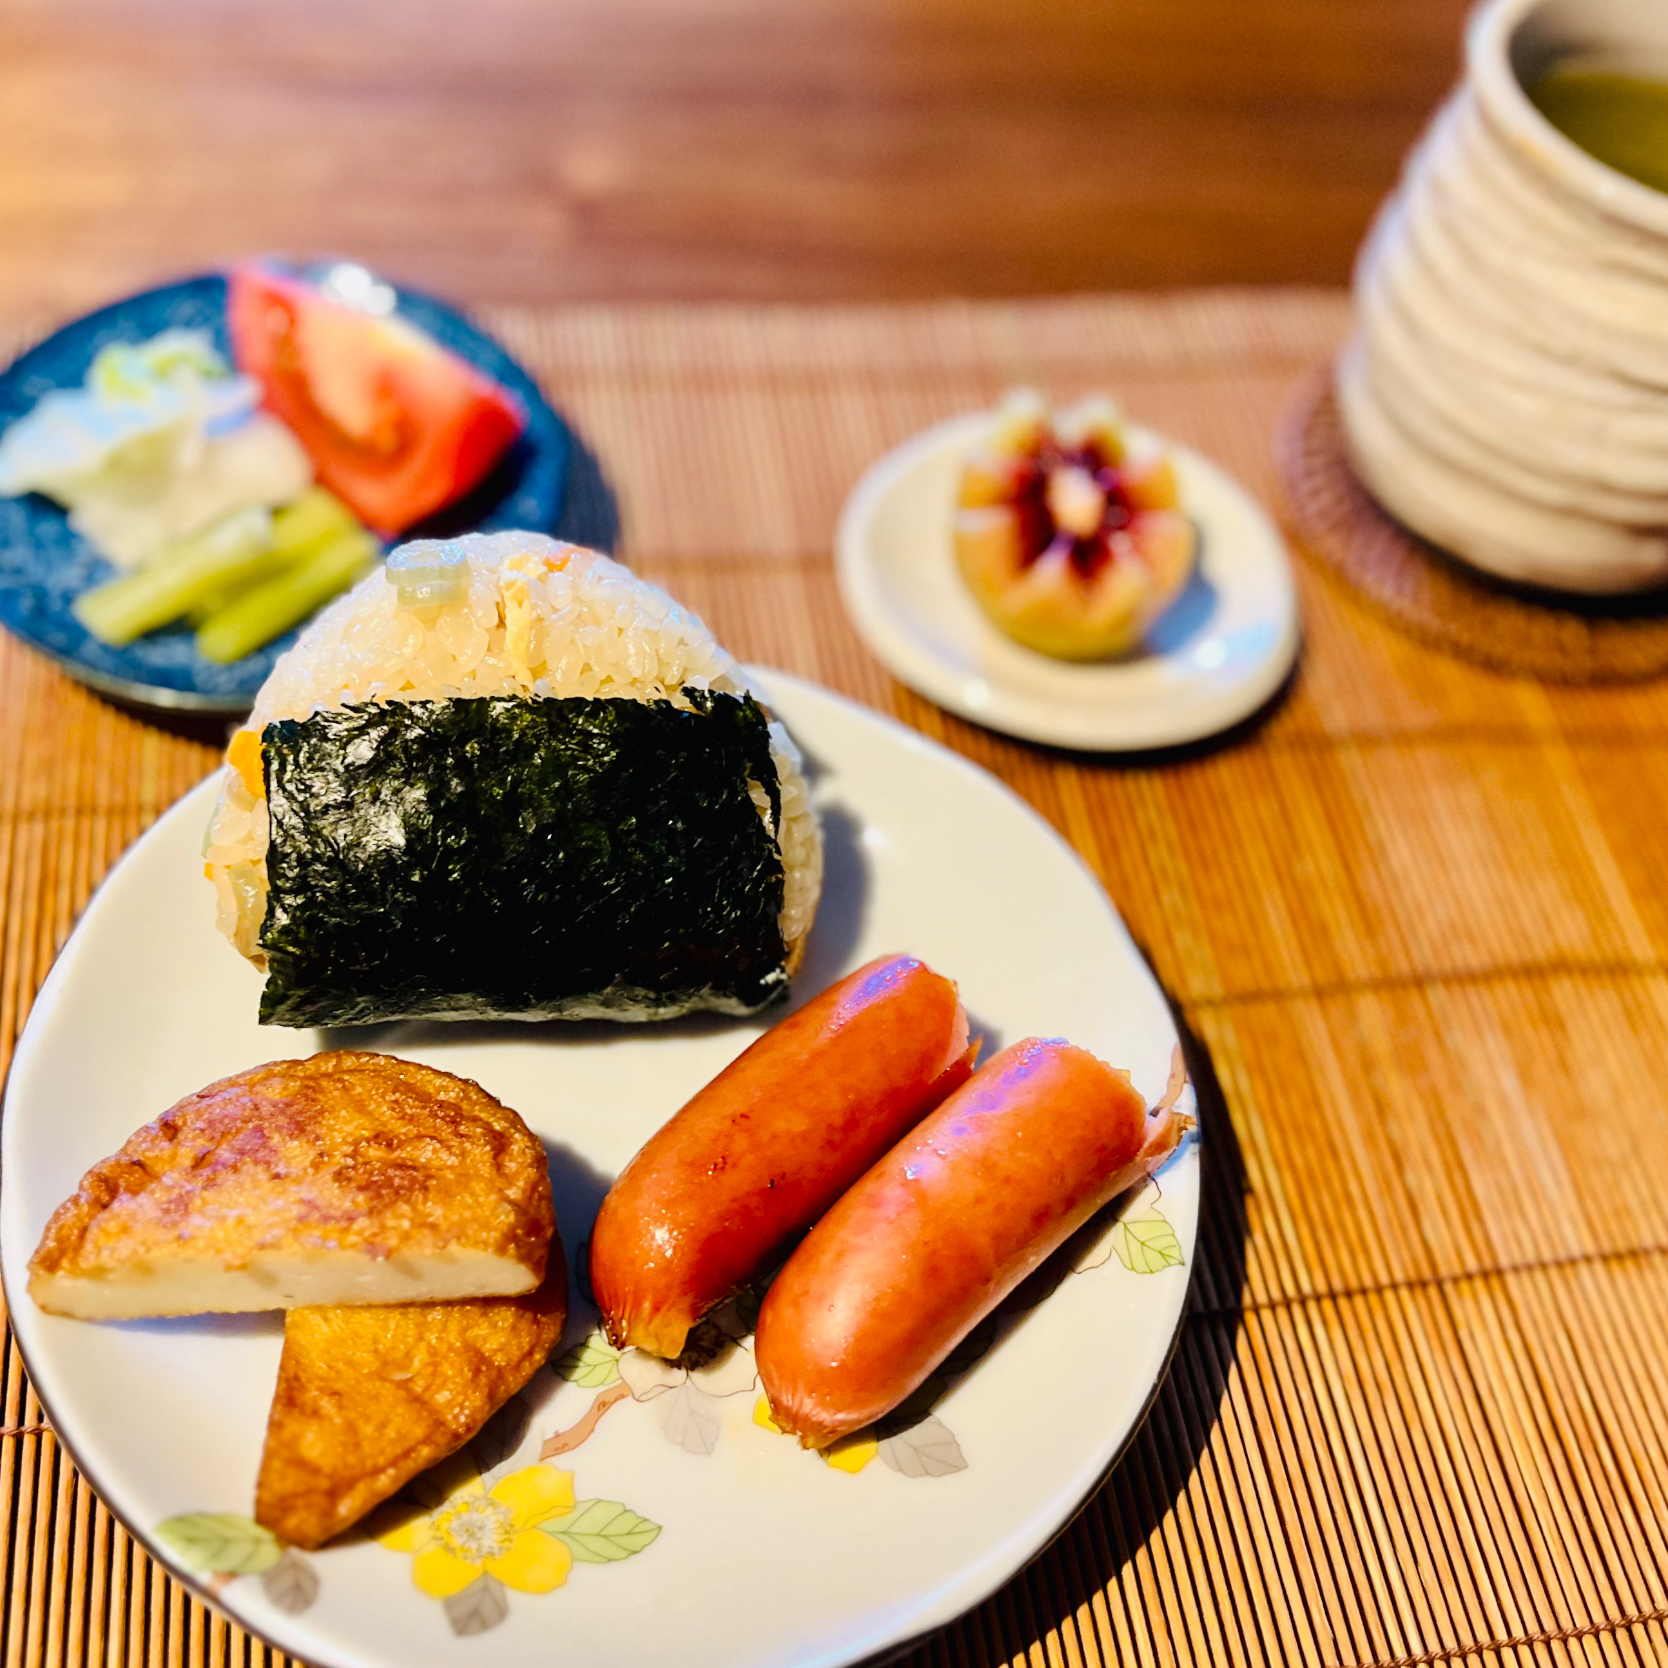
823,1433,880,1473
378,1464,576,1598
752,1396,880,1472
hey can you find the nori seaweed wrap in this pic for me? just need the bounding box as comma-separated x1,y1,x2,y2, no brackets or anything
204,534,822,1026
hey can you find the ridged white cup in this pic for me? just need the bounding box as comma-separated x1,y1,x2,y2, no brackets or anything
1341,0,1668,593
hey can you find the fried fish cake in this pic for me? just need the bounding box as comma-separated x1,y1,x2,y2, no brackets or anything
29,1051,553,1319
255,1243,567,1549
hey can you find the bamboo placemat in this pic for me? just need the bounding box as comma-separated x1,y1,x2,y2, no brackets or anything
9,288,1668,1668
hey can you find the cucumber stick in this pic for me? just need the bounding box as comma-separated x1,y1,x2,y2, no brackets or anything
186,547,309,627
185,488,362,625
196,529,378,664
72,507,274,646
271,486,358,555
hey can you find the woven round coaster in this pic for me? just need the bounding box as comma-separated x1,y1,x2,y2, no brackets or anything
1275,371,1668,684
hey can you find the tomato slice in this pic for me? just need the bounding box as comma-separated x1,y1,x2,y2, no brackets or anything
226,265,526,537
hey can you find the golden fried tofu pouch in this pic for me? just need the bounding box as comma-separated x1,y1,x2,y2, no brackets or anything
255,1243,567,1549
28,1051,553,1319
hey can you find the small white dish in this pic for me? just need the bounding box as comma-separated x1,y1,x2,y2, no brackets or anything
835,413,1300,752
1,672,1198,1668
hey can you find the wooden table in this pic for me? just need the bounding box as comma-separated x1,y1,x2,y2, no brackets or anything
6,287,1668,1668
0,0,1470,318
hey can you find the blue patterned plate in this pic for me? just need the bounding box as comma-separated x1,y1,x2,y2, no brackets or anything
0,262,604,715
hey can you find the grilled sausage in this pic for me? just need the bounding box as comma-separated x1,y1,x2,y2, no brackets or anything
590,954,974,1358
754,1036,1187,1447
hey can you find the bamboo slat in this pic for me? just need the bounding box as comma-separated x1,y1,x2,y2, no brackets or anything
6,289,1668,1668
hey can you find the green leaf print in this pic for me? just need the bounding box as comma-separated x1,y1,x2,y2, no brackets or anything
540,1500,663,1563
555,1332,623,1387
155,1513,282,1576
1111,1211,1185,1275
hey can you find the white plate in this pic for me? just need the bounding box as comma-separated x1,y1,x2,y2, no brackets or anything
0,673,1198,1668
836,413,1301,751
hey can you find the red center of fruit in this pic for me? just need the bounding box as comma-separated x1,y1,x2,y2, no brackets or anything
1011,439,1133,580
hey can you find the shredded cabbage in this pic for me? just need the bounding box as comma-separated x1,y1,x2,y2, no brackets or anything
0,327,313,569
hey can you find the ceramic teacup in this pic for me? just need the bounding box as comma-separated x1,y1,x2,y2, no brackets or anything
1341,0,1668,593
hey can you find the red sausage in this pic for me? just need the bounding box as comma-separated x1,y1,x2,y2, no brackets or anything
754,1037,1186,1447
589,954,974,1358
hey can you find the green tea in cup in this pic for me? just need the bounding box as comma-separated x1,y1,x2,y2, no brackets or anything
1528,68,1668,194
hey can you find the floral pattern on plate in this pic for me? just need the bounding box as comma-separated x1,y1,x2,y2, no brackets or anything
157,1452,662,1637
373,1456,660,1636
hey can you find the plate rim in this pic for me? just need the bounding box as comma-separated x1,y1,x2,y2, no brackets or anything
834,411,1302,752
0,262,573,716
0,669,1200,1668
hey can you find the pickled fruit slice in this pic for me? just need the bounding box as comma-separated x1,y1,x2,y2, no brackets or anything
954,391,1196,661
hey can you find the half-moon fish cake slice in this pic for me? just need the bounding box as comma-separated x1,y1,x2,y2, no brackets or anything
27,1052,553,1320
255,1247,567,1549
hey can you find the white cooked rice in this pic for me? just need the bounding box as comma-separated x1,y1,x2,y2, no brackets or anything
205,532,822,988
